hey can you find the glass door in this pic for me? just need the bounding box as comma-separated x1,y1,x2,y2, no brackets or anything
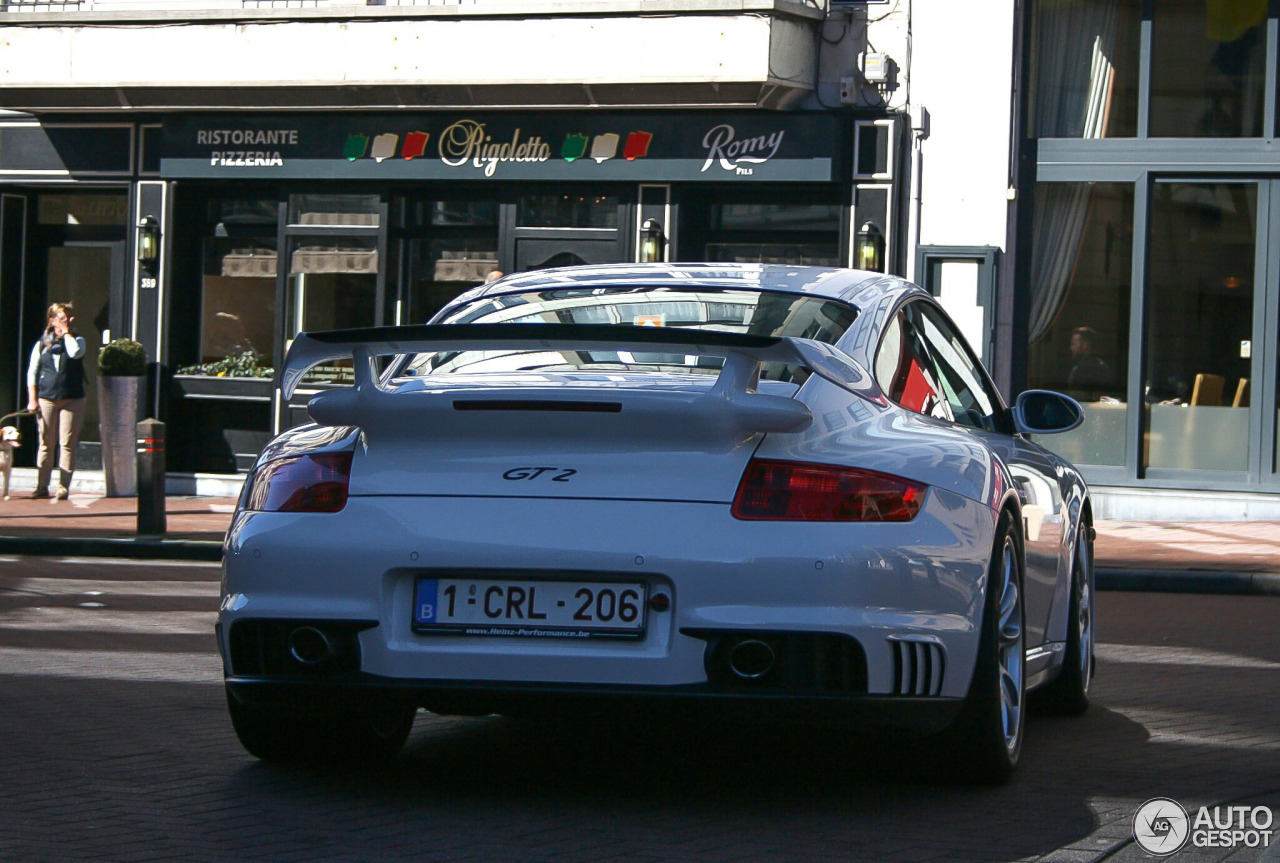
1268,183,1280,488
46,241,124,448
1144,181,1259,479
398,198,501,325
511,193,626,272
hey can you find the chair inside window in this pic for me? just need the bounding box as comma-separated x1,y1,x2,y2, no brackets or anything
1190,373,1225,406
1232,377,1250,408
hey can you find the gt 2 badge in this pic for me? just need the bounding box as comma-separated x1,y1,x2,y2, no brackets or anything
502,467,577,482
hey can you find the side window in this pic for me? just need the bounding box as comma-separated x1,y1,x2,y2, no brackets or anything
874,308,953,422
908,302,1004,431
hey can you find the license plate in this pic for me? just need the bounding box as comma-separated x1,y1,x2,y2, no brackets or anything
413,577,647,639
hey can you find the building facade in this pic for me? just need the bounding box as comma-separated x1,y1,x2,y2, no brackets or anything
0,0,915,485
1018,0,1280,518
0,0,1276,519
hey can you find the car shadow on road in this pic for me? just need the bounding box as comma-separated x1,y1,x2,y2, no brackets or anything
225,702,1158,862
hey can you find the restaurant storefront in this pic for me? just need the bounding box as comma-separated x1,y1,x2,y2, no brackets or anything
0,109,906,477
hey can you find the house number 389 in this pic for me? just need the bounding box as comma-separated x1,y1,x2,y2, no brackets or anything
140,277,158,289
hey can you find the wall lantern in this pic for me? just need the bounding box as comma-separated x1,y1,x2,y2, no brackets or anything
856,220,885,272
640,218,666,263
136,216,161,265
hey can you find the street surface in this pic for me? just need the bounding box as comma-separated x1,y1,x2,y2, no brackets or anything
0,555,1278,862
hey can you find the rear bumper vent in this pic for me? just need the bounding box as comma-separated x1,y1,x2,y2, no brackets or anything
689,630,868,695
889,638,945,696
228,619,375,677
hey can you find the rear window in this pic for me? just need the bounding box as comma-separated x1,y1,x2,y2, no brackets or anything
401,286,857,380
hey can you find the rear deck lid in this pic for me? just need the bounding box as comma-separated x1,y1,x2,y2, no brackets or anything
281,318,883,503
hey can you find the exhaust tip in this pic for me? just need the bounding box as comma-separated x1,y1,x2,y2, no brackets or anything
727,638,777,680
287,626,334,666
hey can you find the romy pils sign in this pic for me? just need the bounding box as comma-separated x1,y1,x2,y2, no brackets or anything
160,113,840,182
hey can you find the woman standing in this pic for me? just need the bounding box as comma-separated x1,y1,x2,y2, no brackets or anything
26,302,87,501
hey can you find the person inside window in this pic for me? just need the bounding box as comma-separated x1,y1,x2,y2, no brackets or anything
26,302,87,501
1067,326,1112,401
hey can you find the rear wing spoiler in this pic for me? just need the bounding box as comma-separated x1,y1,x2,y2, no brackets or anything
281,323,887,435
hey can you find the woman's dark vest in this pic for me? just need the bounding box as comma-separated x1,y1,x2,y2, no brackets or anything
37,339,85,400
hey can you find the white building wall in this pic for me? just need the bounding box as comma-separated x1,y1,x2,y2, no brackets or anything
863,0,1014,279
0,16,784,90
907,0,1013,257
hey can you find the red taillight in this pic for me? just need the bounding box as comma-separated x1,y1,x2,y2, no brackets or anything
731,459,925,522
245,452,352,513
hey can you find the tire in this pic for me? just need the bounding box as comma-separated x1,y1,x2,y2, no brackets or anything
941,510,1026,785
1034,519,1095,716
227,688,415,765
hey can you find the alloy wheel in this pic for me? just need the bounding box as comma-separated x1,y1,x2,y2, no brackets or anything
1076,528,1094,691
996,537,1024,753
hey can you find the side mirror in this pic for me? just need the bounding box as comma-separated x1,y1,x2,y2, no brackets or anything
1012,390,1084,435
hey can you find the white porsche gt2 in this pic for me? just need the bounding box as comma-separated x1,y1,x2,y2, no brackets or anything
218,264,1094,784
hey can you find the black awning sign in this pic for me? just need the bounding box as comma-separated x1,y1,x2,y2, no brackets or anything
162,113,839,182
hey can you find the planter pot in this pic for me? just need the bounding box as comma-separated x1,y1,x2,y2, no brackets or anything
97,375,145,497
173,375,273,401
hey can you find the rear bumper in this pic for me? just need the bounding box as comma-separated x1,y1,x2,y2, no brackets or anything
224,674,965,734
220,493,997,700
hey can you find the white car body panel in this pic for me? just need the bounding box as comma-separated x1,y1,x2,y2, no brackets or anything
223,487,992,697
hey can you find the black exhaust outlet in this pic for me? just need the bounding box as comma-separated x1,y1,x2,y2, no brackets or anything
287,626,335,667
727,638,778,679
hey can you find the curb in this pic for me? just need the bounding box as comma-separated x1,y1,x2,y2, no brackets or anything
0,537,1275,589
1097,567,1280,596
0,535,222,562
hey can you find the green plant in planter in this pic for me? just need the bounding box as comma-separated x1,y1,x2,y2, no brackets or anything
177,350,274,378
99,338,147,376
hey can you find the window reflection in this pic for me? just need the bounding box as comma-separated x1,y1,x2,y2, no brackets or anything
201,239,278,365
1150,0,1267,137
1028,182,1132,467
408,239,500,323
705,243,840,266
409,287,855,379
517,195,618,228
1030,0,1140,138
287,238,378,385
685,195,842,266
288,194,381,227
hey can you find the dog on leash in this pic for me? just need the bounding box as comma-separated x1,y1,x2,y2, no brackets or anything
0,425,20,500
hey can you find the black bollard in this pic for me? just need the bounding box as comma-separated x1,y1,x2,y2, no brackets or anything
136,418,166,536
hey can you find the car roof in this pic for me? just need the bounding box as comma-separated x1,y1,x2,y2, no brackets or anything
461,263,922,310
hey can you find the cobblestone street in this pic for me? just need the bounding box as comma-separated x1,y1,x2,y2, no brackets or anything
1,557,1278,861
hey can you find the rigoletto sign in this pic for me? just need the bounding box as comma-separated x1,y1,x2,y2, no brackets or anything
161,113,839,182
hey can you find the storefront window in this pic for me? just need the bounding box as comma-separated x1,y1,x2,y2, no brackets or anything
422,200,499,227
1149,0,1267,137
199,238,278,366
1028,182,1132,466
1146,181,1256,472
288,194,381,227
210,198,277,227
408,238,500,323
517,195,619,228
1030,0,1140,138
704,243,840,266
287,237,378,384
37,194,129,226
709,203,841,232
693,199,841,266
